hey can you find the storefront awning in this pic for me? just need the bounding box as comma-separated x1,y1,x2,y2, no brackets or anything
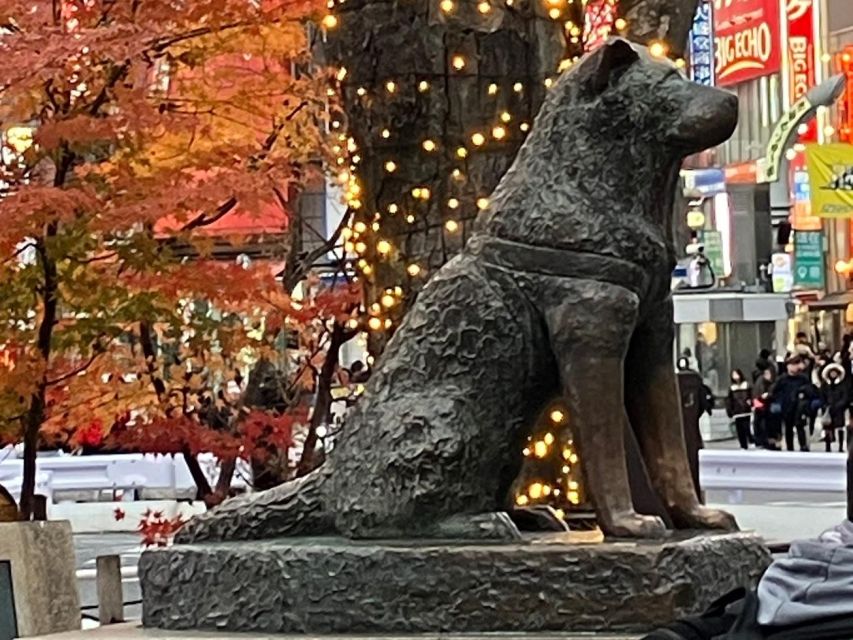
806,291,853,311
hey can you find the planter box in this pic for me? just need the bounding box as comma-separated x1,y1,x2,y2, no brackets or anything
0,521,80,637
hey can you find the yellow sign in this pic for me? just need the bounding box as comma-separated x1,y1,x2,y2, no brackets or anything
806,143,853,217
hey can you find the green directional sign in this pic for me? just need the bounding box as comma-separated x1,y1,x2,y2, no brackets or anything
793,230,825,289
699,230,725,280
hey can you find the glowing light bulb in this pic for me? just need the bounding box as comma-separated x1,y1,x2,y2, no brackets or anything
544,77,554,88
548,7,560,18
649,41,668,58
568,490,580,505
533,441,548,458
456,146,468,158
354,222,367,233
520,122,530,132
516,494,529,506
528,483,543,499
448,198,460,209
452,168,463,179
345,241,355,253
440,0,455,11
544,433,555,445
476,197,489,210
357,86,366,96
500,111,511,123
513,82,523,92
418,80,430,92
785,148,797,161
368,317,382,331
562,465,570,474
492,125,507,140
384,160,397,172
407,264,421,276
471,132,486,146
614,17,627,30
355,241,367,253
322,14,338,28
377,239,392,255
381,128,390,139
336,67,348,81
381,293,396,308
488,83,498,95
445,220,459,232
384,319,393,329
385,80,397,93
372,222,381,231
451,55,466,71
406,214,415,223
388,203,399,214
422,139,437,152
550,409,565,423
477,0,491,12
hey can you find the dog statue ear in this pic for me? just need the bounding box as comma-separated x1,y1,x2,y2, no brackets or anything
588,38,639,94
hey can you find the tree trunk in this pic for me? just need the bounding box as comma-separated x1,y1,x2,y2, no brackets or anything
20,232,59,522
296,321,348,477
325,1,567,354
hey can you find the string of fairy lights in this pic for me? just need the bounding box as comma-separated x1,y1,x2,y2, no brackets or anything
318,0,683,518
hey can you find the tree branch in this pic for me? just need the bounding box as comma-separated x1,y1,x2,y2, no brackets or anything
45,347,103,386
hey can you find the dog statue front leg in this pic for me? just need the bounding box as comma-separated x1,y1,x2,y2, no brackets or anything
625,298,738,532
544,284,666,539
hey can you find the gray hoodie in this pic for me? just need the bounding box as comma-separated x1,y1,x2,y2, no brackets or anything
757,520,853,626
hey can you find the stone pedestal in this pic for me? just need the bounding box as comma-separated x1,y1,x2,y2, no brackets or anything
0,521,80,637
140,532,771,634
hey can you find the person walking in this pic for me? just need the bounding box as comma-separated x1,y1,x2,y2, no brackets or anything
726,369,752,449
771,355,816,452
821,363,849,452
752,348,774,382
752,367,776,449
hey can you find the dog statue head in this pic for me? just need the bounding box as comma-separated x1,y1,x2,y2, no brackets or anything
566,37,738,155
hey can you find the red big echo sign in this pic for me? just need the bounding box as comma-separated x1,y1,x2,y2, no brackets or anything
713,0,782,86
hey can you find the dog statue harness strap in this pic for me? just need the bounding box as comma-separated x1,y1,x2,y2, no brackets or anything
469,234,651,298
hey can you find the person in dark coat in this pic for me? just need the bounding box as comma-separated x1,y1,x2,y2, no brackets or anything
771,356,816,452
821,363,849,452
726,369,752,449
752,349,774,382
752,367,777,450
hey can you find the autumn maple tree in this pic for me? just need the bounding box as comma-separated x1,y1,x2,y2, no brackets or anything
0,0,349,520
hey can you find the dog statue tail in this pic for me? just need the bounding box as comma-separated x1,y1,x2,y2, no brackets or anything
175,467,335,544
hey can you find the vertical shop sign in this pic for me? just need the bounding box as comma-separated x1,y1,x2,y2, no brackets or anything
689,1,714,86
771,253,794,292
787,0,817,141
790,152,822,230
793,230,825,288
583,0,618,52
714,0,782,86
699,230,726,279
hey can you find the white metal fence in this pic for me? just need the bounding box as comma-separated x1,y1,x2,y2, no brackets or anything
699,449,847,502
0,447,249,505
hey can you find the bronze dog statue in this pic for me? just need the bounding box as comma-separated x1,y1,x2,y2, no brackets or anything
179,38,739,543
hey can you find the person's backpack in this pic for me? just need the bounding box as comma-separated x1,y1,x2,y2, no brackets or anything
641,587,853,639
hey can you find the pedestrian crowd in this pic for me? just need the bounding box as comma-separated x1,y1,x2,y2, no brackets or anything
724,333,853,452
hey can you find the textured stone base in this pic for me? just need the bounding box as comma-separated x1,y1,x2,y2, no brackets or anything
0,521,80,637
140,532,771,634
